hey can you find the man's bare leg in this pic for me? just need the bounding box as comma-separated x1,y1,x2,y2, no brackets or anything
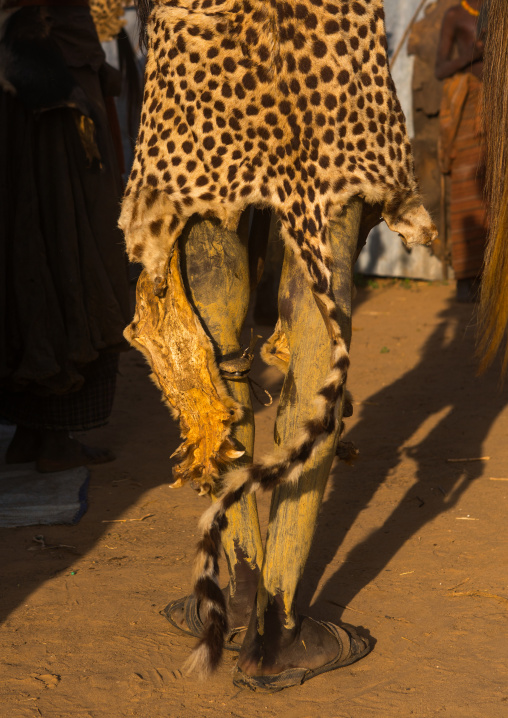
237,198,367,676
177,216,264,628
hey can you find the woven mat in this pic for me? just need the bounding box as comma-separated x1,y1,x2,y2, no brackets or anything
0,426,89,528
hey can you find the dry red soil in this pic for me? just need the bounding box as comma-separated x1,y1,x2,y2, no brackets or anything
1,281,507,717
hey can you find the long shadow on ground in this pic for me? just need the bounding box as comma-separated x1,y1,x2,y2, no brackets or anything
300,296,507,619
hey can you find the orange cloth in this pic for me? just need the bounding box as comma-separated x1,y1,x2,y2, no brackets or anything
439,74,487,279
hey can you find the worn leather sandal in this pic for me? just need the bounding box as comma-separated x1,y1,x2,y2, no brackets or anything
232,619,371,692
161,595,247,652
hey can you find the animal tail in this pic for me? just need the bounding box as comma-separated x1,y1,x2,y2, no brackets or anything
185,230,350,676
478,0,508,374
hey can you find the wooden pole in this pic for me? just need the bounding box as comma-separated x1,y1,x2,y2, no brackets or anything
390,0,430,70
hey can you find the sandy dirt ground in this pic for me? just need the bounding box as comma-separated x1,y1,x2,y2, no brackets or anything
1,280,508,718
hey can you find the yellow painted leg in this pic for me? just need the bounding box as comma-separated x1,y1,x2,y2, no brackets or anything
258,198,364,628
179,217,264,595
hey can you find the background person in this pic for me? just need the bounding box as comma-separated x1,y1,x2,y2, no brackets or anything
0,2,130,472
436,0,486,302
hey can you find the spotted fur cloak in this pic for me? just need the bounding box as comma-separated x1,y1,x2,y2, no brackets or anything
120,0,437,676
120,0,436,281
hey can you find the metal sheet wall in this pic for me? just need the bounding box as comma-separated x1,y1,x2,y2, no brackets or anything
356,0,447,280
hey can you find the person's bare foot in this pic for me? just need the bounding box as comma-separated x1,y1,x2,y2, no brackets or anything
36,430,115,473
5,426,41,464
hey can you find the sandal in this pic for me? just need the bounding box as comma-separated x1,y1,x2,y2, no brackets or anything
161,595,247,652
232,618,371,692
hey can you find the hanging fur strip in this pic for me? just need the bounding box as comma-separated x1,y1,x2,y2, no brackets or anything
121,0,438,676
124,249,245,495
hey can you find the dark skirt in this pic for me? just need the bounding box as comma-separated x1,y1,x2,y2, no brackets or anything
0,353,119,432
0,14,131,429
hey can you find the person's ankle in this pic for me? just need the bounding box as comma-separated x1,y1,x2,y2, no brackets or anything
240,593,298,648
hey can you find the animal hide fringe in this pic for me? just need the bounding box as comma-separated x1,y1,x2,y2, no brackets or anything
124,248,245,495
120,0,438,676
